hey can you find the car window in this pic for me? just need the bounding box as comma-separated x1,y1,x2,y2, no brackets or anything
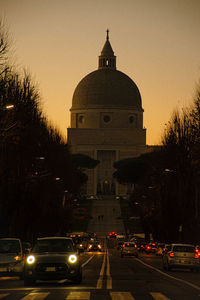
33,239,74,253
0,240,21,253
173,246,195,253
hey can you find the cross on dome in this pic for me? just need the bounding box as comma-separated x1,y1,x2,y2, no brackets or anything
99,30,116,69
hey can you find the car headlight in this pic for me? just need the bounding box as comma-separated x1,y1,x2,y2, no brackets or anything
14,255,23,261
26,255,35,264
68,254,77,264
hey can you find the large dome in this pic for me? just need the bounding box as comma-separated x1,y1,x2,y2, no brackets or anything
72,68,142,110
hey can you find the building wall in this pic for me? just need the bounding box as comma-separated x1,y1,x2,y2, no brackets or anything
67,126,148,196
70,108,143,129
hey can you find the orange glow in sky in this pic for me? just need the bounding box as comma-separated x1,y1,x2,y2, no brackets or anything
1,0,200,145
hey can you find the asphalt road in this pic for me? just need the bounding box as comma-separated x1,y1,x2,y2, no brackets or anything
87,198,125,238
1,198,200,299
1,246,200,299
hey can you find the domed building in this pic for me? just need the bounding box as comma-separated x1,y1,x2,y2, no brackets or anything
67,31,147,196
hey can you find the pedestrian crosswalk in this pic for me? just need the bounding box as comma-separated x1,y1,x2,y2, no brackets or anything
0,291,172,299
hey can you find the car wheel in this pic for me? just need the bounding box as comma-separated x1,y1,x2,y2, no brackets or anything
71,270,82,284
162,260,166,270
19,273,24,280
166,262,171,271
24,278,35,286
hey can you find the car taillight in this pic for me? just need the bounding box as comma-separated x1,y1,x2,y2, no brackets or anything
135,244,137,248
147,246,151,250
122,244,125,247
169,252,175,257
195,253,199,259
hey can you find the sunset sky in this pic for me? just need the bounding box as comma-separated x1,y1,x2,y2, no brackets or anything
1,0,200,145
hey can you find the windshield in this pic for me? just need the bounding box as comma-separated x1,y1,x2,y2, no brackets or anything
32,239,74,253
124,243,135,248
0,240,20,254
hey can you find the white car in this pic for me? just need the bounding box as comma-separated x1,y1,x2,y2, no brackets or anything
162,243,199,271
0,238,24,278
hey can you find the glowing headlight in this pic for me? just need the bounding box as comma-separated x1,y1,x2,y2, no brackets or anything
14,255,22,261
27,255,35,264
68,254,77,264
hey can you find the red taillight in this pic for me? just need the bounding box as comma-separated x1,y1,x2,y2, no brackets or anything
122,244,125,247
169,252,175,257
147,246,151,250
152,243,156,246
195,253,199,259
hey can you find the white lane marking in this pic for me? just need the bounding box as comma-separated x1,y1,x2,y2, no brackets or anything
0,286,94,291
150,292,171,300
96,253,106,289
66,291,90,299
0,295,9,299
136,258,200,291
106,249,112,289
81,255,95,268
21,292,49,300
110,292,135,300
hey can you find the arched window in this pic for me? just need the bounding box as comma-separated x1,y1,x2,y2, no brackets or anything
129,115,134,124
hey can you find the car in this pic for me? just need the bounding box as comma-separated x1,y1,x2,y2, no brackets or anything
0,238,24,279
162,243,199,271
121,242,138,258
108,232,118,239
156,243,166,256
145,242,157,254
116,241,124,250
23,237,82,286
87,241,102,252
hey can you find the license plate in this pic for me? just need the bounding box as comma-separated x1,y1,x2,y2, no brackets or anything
0,267,7,272
45,267,56,272
180,260,185,263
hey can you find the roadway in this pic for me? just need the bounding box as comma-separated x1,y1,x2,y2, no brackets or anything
1,197,200,299
1,246,200,299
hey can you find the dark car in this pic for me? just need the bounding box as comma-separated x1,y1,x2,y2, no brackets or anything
23,237,82,286
145,242,157,254
0,238,24,279
87,241,102,252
